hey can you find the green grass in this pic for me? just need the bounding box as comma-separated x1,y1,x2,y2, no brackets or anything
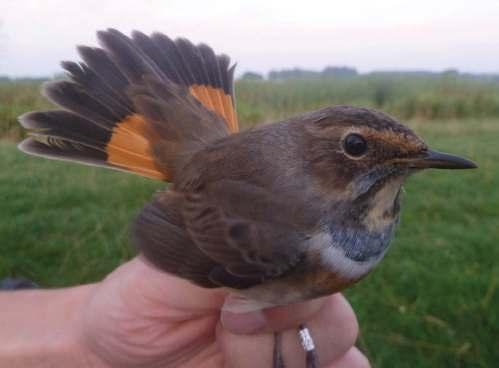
1,76,499,366
1,120,498,367
0,146,162,285
235,76,499,125
0,81,51,140
3,75,499,138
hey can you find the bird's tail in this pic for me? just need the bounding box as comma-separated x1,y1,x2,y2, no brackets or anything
18,29,239,181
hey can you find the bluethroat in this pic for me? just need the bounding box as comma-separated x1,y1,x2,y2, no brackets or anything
19,29,477,368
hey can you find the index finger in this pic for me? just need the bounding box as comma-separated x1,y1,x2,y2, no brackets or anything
218,294,360,368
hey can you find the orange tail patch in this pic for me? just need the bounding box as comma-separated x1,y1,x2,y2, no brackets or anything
189,85,238,133
107,114,168,180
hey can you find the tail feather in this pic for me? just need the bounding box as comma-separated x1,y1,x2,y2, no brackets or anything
19,110,110,150
77,46,132,103
19,110,166,179
149,32,195,86
19,138,107,170
43,80,124,129
19,29,239,181
61,59,133,118
97,29,164,84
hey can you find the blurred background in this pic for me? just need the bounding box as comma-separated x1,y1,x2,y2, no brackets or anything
1,1,498,366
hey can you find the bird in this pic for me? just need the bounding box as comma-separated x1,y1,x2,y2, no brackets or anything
18,29,477,368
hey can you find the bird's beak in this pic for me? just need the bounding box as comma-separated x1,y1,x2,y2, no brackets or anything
406,149,478,170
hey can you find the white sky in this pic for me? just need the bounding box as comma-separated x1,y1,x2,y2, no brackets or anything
2,0,499,77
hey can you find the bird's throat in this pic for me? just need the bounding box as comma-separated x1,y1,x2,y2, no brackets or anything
361,175,404,232
316,177,404,278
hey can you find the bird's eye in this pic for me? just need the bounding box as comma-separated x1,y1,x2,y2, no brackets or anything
344,133,368,157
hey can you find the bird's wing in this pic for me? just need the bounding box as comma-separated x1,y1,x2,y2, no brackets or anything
19,29,238,181
132,190,221,288
134,180,319,289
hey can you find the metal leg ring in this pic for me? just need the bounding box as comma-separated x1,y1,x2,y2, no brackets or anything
298,324,318,368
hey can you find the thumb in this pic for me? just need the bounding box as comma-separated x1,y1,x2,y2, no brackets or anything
220,294,326,334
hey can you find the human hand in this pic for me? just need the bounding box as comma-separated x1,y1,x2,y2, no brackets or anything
79,257,369,368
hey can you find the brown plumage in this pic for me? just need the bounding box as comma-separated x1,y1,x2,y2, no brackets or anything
19,29,477,306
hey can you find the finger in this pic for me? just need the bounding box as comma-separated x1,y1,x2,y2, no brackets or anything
329,347,370,368
221,294,326,334
217,324,274,368
279,295,359,367
219,294,359,368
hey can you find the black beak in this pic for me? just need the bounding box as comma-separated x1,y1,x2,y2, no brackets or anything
408,149,478,170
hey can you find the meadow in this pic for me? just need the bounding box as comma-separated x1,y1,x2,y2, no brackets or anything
1,76,498,367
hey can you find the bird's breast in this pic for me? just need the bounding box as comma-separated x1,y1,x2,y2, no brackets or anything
238,225,396,306
304,222,396,284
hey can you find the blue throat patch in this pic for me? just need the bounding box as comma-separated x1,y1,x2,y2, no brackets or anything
328,222,397,262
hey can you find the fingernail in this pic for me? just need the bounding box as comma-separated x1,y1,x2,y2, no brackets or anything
221,309,267,334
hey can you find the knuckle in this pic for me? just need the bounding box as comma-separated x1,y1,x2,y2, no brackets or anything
357,353,372,368
333,347,371,368
351,348,371,368
315,294,362,366
344,312,359,346
333,295,359,347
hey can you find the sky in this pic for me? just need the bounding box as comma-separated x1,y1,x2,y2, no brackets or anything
2,0,499,77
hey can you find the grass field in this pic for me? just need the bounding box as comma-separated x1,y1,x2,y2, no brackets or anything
3,74,499,139
1,80,498,367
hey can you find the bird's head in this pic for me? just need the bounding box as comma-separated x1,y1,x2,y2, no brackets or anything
303,105,477,232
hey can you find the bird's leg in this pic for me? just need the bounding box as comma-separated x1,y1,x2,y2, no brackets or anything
273,331,285,368
298,324,318,368
273,325,318,368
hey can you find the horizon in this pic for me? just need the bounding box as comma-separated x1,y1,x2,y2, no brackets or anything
2,0,499,77
2,66,499,81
